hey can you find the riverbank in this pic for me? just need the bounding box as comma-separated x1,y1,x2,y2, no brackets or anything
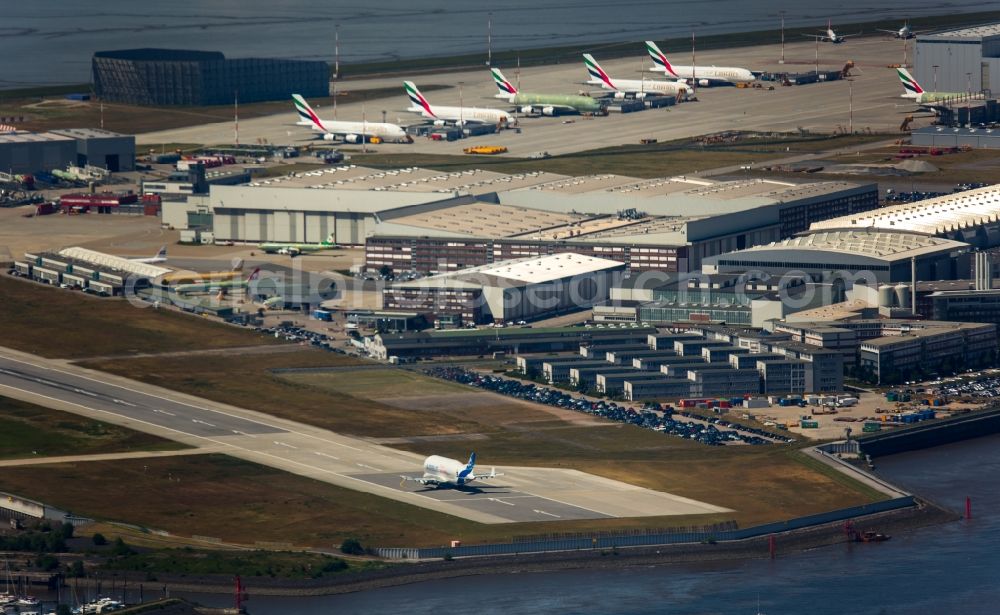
77,499,954,597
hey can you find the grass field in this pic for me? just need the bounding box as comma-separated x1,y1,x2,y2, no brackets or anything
82,350,552,437
104,548,384,579
280,369,479,398
352,133,889,178
78,355,884,533
0,276,281,359
0,396,185,459
0,453,728,548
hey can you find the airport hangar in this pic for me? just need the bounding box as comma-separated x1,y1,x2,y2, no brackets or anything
915,24,1000,95
381,252,625,325
166,164,879,274
0,129,135,174
92,49,328,106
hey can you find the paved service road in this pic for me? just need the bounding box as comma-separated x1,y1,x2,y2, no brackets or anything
0,347,729,523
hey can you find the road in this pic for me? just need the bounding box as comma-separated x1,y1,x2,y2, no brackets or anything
138,36,925,157
0,346,729,523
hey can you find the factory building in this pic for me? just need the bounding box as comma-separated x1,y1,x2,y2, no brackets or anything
0,132,76,175
170,164,875,269
0,129,135,175
381,253,625,326
911,126,1000,149
369,176,878,274
15,247,170,296
915,24,1000,96
93,49,328,106
50,128,135,172
858,322,997,384
366,325,656,361
511,324,846,401
810,184,1000,249
594,271,829,328
703,230,969,285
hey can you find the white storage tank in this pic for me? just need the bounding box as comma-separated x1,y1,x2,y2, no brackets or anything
895,284,912,309
878,285,895,308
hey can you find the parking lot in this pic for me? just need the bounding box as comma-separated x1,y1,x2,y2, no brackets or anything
427,367,793,446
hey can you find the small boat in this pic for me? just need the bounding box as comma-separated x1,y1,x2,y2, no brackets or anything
854,530,891,543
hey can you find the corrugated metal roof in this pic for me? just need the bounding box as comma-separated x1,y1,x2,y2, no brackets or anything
810,184,1000,236
723,230,966,260
58,247,171,278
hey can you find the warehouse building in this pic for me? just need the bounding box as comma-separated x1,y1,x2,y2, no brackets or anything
50,128,135,172
810,184,1000,250
915,24,1000,96
511,325,846,401
93,49,328,106
0,129,135,175
703,230,969,285
595,271,828,328
382,253,626,326
366,325,656,360
0,132,76,175
15,247,170,296
911,125,1000,149
858,321,997,384
368,176,878,274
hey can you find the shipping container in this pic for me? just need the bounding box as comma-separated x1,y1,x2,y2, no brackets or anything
800,420,819,428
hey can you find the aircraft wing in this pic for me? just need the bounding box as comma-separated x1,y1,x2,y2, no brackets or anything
876,28,898,35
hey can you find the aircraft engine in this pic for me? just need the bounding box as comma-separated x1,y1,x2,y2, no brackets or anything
344,134,361,143
322,133,337,141
613,91,627,100
433,120,447,127
698,78,710,87
634,92,648,100
541,106,555,116
520,105,534,114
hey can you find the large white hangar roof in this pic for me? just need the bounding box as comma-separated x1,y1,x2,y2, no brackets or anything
58,247,172,278
248,165,564,195
397,253,626,290
711,230,968,263
809,184,1000,236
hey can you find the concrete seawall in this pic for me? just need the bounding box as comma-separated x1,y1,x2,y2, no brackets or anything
858,407,1000,457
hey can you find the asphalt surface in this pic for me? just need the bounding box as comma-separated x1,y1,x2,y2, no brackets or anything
361,472,612,522
137,36,929,157
0,346,729,523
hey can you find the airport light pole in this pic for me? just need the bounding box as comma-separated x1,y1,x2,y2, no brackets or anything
848,78,854,134
933,64,939,93
334,24,340,80
382,109,387,124
779,10,786,64
967,72,973,95
487,12,493,67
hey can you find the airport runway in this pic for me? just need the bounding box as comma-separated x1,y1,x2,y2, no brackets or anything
138,36,924,158
0,346,729,523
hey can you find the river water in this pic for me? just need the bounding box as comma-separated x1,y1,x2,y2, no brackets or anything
6,1,1000,88
172,433,999,614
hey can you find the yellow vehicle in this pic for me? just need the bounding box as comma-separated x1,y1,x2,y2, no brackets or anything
463,145,507,155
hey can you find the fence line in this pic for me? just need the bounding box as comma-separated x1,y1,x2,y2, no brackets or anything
375,497,915,560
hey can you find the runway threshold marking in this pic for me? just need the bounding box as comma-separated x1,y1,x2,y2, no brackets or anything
533,509,561,518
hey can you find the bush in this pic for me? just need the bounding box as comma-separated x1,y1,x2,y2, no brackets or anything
339,538,364,556
92,533,107,546
110,537,134,557
36,554,60,571
68,560,85,578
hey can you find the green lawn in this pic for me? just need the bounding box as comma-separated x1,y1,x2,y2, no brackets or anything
0,396,185,459
0,276,281,359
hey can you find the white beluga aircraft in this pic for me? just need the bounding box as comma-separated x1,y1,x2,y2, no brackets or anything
401,452,502,488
